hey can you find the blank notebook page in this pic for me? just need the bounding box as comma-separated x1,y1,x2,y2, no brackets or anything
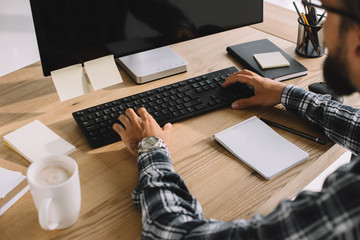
214,116,308,180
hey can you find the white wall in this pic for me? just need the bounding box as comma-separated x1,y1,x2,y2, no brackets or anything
0,0,39,76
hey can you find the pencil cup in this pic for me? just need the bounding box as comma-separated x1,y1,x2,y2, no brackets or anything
296,17,325,58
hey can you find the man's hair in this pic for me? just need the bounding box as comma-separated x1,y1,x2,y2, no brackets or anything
341,0,360,31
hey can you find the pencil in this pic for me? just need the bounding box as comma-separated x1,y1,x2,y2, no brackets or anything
302,13,320,55
317,10,327,24
302,13,312,33
293,1,305,24
260,118,327,145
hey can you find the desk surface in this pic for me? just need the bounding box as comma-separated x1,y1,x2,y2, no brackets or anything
0,3,357,239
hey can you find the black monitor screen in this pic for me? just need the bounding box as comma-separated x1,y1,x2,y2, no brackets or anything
30,0,263,76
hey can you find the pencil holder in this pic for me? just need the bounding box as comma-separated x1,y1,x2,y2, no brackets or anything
296,17,325,58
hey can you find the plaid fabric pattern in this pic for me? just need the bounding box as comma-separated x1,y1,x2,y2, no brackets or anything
131,86,360,239
281,85,360,155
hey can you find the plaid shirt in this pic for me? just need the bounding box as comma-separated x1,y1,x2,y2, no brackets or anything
282,85,360,155
132,85,360,239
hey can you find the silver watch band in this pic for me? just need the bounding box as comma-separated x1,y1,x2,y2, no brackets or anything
137,136,167,154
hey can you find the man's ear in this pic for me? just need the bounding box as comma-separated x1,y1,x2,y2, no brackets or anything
356,29,360,56
351,28,360,80
356,46,360,55
351,28,360,68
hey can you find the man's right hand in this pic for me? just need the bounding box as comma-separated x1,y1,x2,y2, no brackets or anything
113,108,172,156
222,69,287,109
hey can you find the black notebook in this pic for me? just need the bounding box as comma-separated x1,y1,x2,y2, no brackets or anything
226,39,308,81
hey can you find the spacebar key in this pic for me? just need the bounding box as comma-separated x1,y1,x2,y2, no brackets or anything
155,113,173,126
184,99,203,108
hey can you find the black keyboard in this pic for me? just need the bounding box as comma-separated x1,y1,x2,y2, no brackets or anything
72,66,254,148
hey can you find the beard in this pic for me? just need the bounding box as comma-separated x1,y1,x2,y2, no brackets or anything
323,47,357,96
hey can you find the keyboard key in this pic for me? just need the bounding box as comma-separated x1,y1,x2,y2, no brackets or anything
188,107,196,112
178,85,191,92
180,109,189,115
83,121,94,127
195,104,207,110
86,125,99,132
184,99,202,108
173,111,181,117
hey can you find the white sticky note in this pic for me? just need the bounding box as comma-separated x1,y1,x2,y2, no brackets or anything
51,64,90,101
3,120,75,163
84,55,123,90
253,51,290,69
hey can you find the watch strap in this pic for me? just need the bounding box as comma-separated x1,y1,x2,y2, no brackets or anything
137,137,167,154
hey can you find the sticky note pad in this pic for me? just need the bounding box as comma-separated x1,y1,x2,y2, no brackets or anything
253,51,290,69
84,55,123,90
51,64,90,102
3,120,75,163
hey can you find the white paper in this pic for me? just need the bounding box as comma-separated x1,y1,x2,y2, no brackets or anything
84,55,123,90
3,120,75,163
0,168,25,199
51,64,90,101
214,116,308,180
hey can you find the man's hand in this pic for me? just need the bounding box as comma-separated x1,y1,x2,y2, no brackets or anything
112,108,172,156
222,69,287,109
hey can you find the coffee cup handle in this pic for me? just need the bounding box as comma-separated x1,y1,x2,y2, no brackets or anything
38,198,59,230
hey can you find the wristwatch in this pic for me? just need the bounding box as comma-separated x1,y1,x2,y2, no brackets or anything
137,136,167,154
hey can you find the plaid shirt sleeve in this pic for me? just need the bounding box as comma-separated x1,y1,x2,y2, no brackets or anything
281,85,360,155
133,147,360,240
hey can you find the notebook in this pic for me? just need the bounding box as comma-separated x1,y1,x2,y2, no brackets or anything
214,116,309,180
226,39,308,81
3,120,75,163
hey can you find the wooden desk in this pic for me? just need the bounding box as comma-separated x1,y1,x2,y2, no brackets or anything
0,3,353,239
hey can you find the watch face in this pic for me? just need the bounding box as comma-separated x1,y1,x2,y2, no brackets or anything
138,136,166,153
142,136,158,149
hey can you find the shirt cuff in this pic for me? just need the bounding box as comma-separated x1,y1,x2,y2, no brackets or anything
137,147,173,174
280,84,324,119
280,84,297,106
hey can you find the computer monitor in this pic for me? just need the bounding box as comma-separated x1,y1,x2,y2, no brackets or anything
30,0,263,83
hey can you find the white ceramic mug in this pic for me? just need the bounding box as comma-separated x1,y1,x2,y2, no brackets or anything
27,155,81,230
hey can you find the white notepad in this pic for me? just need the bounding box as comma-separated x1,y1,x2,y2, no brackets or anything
3,120,75,163
214,116,308,180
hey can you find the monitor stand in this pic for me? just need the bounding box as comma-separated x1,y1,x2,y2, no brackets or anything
118,46,188,84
